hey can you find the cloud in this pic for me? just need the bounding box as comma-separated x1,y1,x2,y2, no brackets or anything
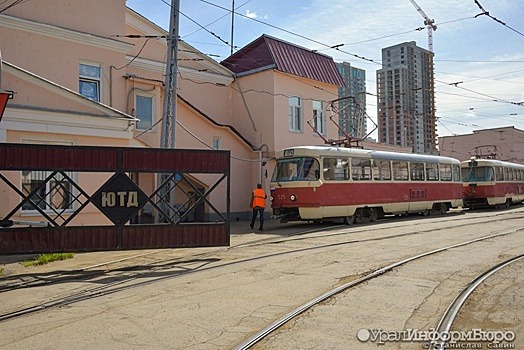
244,10,268,20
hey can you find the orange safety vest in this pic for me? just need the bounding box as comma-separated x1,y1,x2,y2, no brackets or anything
252,188,266,208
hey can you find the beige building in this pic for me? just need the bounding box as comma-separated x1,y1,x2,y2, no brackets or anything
0,1,350,223
439,126,524,164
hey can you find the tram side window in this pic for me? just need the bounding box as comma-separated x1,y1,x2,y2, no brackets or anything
453,165,461,182
440,164,452,181
504,167,510,181
496,167,504,181
510,168,517,181
373,159,391,180
410,162,425,181
426,163,439,181
392,161,409,180
351,158,372,180
323,158,349,181
298,158,320,181
518,169,523,181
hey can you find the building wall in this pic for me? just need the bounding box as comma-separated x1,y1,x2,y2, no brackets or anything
377,41,436,154
336,62,367,138
0,2,257,224
232,69,340,150
4,0,125,38
439,126,524,164
0,5,131,112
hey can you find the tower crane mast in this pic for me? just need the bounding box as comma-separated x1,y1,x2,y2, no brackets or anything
409,0,437,52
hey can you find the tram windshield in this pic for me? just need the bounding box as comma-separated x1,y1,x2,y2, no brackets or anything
272,157,320,182
461,166,494,182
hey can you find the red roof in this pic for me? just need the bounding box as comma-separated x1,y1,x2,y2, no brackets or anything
221,35,344,87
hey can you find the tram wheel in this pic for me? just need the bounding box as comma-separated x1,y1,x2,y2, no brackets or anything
368,208,379,222
344,214,356,225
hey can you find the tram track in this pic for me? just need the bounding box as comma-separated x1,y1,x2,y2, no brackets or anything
235,228,524,350
0,223,339,293
0,210,522,349
1,210,522,325
0,208,517,322
0,207,519,295
2,206,519,293
430,254,524,350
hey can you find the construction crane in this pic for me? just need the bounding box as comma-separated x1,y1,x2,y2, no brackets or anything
409,0,437,52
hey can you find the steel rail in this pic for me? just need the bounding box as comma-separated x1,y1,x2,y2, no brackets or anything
430,253,524,350
0,210,510,292
234,228,523,350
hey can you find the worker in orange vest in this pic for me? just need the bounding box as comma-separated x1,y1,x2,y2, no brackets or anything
250,183,267,231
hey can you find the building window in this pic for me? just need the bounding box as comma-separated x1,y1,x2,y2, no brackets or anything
79,63,101,102
312,100,326,135
289,96,302,132
212,137,221,150
21,170,74,213
136,95,153,130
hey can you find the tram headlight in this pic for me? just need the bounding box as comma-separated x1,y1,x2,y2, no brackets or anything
269,196,274,202
290,194,296,201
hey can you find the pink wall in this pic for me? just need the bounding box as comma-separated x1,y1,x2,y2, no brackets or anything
439,127,524,164
3,0,125,39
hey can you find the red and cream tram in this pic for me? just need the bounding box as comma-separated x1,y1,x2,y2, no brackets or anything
461,158,524,208
269,146,463,223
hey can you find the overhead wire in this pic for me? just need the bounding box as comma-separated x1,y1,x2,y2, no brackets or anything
473,0,524,37
145,0,524,138
182,0,253,41
199,0,379,65
0,0,30,13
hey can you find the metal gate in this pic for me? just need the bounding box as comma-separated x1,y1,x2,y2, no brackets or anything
0,143,230,254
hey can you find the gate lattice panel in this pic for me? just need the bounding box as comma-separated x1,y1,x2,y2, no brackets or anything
0,143,230,254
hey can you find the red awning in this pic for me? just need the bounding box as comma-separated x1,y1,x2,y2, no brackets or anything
0,91,10,122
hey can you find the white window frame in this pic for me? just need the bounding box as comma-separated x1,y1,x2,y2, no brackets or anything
312,100,326,136
20,140,76,215
288,96,302,132
79,62,101,102
21,170,75,214
135,93,154,131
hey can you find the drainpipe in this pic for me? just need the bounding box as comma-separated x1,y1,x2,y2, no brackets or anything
258,144,269,185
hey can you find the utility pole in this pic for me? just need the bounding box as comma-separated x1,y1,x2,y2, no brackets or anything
161,0,180,149
158,0,180,223
230,0,235,56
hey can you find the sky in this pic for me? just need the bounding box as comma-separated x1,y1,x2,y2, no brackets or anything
125,0,524,139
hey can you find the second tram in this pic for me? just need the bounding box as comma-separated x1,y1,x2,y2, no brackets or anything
270,146,463,223
461,158,524,208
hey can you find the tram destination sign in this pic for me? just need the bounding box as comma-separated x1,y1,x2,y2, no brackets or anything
91,172,148,225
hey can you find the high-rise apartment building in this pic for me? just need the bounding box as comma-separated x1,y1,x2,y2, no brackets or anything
336,62,367,139
376,41,436,154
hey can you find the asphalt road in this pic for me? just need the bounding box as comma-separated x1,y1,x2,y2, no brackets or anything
0,207,522,350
